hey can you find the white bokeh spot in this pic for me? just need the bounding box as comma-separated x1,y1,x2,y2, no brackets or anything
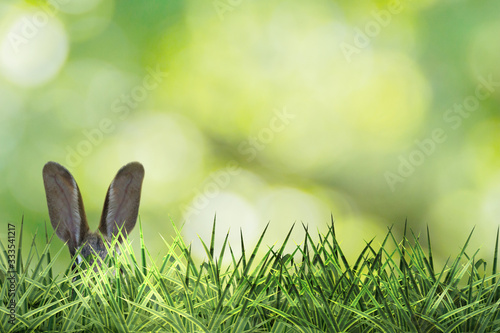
184,191,260,261
0,10,68,86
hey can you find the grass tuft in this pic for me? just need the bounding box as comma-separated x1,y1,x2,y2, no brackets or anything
1,218,500,332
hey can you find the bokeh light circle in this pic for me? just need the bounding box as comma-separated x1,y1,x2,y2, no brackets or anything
467,20,500,87
0,10,68,86
183,191,260,262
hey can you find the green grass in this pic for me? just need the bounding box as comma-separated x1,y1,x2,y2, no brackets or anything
1,217,500,332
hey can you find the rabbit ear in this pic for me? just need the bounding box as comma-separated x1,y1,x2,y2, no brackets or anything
98,162,144,242
43,162,90,256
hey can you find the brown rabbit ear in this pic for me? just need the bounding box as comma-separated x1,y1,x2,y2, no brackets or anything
43,162,90,256
98,162,144,242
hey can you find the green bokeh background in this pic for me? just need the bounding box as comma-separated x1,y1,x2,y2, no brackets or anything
1,0,499,270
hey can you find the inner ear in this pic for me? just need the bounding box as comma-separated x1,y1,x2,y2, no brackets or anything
43,161,90,256
98,162,144,241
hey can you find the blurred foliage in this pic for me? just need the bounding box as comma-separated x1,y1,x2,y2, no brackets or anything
0,0,499,270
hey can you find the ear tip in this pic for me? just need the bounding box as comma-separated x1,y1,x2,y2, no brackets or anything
43,161,66,176
124,161,145,176
130,161,144,169
44,161,58,169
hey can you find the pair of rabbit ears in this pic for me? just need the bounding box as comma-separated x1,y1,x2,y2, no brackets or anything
42,161,144,256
